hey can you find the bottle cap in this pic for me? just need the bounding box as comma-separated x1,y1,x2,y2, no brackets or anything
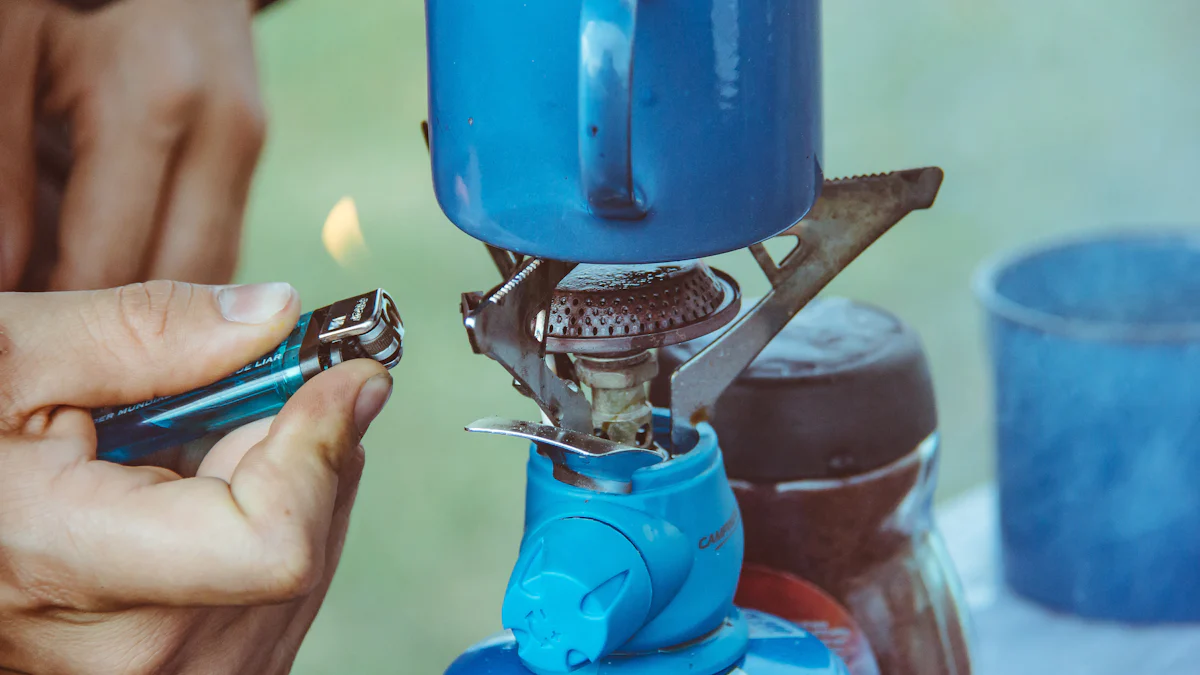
650,298,937,481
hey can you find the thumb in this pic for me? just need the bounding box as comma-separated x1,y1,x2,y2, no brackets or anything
0,280,299,419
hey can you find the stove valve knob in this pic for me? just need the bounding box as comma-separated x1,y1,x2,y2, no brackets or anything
501,517,652,673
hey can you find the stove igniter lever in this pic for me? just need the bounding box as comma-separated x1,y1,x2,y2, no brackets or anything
466,417,667,494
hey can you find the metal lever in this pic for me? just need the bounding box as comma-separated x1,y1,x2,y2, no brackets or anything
467,417,667,494
669,167,945,450
462,258,593,432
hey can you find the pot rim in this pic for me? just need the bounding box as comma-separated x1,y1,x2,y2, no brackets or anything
972,226,1200,343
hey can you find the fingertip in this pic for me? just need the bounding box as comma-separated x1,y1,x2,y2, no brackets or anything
29,407,99,468
285,359,389,418
230,360,387,487
339,357,390,382
215,282,298,326
196,418,274,481
42,406,95,443
254,360,387,478
354,371,393,436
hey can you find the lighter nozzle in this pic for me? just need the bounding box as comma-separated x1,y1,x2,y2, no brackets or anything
319,288,404,369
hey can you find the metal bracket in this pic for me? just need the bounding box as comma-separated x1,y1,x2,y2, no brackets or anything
485,246,525,280
668,167,945,450
462,258,593,432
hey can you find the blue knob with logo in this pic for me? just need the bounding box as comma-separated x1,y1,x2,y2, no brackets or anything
502,518,653,673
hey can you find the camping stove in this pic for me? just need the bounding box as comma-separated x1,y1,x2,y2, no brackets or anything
542,259,741,448
445,168,945,675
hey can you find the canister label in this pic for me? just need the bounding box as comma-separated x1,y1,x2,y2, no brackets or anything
736,564,881,675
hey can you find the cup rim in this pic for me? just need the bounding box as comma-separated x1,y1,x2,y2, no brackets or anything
972,226,1200,343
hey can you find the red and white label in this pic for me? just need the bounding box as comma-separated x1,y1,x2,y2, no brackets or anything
736,564,881,675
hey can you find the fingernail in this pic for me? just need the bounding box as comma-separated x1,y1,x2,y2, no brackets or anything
217,283,295,324
355,373,393,434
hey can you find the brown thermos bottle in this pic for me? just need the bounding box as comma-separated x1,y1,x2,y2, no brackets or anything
651,297,973,675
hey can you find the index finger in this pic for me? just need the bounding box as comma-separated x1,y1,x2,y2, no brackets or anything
0,4,42,290
43,7,200,290
49,98,183,290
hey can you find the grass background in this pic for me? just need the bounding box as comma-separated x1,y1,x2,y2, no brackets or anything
237,0,1200,671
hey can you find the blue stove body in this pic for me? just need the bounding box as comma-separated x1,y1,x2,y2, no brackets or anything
444,414,846,675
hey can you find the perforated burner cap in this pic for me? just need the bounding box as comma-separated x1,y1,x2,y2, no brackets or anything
543,260,741,355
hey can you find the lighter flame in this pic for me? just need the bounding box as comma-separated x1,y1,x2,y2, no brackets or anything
322,197,368,267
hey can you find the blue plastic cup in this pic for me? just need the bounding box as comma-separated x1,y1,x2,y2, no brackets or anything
975,229,1200,622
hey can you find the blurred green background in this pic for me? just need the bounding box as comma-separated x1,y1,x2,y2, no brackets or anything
241,0,1200,671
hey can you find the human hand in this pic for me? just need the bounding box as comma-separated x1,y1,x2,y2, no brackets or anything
0,0,267,291
0,281,393,674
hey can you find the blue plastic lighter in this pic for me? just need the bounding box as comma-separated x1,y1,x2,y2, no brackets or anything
91,289,403,464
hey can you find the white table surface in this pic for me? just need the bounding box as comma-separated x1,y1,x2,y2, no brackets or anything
937,485,1200,674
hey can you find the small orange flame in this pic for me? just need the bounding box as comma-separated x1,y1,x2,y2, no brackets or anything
322,197,368,267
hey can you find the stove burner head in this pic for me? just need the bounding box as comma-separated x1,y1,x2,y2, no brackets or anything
545,260,741,355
